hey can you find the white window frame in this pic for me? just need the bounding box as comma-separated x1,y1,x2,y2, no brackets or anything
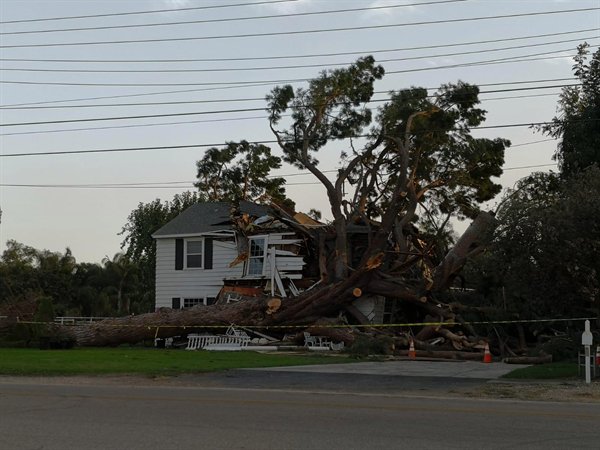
184,238,204,269
245,235,268,277
183,298,204,308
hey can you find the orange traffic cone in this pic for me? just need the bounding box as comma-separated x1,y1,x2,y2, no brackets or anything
595,345,600,366
408,339,416,360
483,343,492,363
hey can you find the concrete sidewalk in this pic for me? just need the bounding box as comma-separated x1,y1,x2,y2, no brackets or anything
250,359,528,379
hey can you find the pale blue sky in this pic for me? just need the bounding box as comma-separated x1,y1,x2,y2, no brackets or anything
1,0,599,263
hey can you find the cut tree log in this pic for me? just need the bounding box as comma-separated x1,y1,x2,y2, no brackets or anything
503,355,552,365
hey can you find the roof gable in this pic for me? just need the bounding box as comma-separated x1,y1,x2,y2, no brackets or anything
152,201,270,237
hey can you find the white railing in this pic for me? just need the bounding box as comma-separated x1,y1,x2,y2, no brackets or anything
185,333,250,350
54,316,115,325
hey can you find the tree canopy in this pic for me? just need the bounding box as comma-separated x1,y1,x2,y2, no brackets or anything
267,56,509,280
541,43,600,178
472,167,600,319
195,140,294,209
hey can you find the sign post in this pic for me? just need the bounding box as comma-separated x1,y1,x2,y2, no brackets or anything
582,320,593,385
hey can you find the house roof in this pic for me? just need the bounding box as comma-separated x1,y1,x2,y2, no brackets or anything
152,201,270,238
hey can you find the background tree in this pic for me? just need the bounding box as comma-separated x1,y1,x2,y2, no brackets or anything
473,167,600,321
195,140,294,209
0,240,77,315
119,191,202,312
540,43,600,178
102,253,139,315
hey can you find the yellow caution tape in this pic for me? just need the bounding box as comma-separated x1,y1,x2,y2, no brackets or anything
12,317,598,330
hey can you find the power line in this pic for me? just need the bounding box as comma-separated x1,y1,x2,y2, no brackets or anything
1,27,595,64
509,138,556,147
0,115,269,137
1,121,591,158
0,0,298,25
0,51,583,88
0,90,564,138
0,84,578,127
0,83,572,111
0,162,560,189
0,76,577,109
0,1,467,35
2,38,596,75
503,163,557,171
1,7,598,49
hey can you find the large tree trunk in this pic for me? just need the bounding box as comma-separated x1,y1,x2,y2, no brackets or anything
430,211,495,292
67,269,374,346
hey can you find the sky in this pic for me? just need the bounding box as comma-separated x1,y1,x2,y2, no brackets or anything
0,0,599,264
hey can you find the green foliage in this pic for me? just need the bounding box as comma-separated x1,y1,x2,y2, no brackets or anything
0,241,76,315
347,335,394,358
379,81,508,220
267,56,508,229
541,44,600,178
535,336,578,362
267,56,384,169
195,140,294,209
34,296,55,322
473,166,600,319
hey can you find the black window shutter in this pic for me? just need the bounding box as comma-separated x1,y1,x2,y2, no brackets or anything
204,238,213,269
172,297,181,309
175,239,183,270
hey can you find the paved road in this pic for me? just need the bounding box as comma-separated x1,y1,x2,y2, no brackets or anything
1,380,598,450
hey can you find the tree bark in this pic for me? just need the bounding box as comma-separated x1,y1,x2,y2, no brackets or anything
430,211,495,292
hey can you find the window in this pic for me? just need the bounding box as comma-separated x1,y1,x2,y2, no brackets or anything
185,239,204,269
246,236,267,276
183,298,204,308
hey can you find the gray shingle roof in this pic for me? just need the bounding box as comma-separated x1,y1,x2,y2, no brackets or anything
152,201,270,237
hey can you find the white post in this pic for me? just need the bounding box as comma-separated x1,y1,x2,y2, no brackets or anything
582,320,593,385
270,248,276,297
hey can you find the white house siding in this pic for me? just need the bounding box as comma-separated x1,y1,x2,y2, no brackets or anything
155,237,243,309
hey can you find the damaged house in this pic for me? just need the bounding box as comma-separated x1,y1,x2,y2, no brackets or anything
152,201,385,323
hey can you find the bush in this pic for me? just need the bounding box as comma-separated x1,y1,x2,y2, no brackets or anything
535,336,578,362
347,335,395,358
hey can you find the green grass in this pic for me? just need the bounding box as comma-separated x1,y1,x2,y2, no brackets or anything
0,348,347,376
502,362,579,380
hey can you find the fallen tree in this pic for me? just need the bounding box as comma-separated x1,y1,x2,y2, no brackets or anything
38,58,512,352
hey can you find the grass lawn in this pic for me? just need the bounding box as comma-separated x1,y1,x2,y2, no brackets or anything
0,348,347,376
502,362,579,380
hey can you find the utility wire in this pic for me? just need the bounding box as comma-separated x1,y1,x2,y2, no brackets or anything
0,50,584,87
0,0,298,24
503,163,557,171
0,83,572,111
0,162,560,189
0,76,577,109
2,38,596,74
1,7,598,49
1,27,595,63
0,83,578,127
0,91,565,137
1,121,594,158
0,1,468,35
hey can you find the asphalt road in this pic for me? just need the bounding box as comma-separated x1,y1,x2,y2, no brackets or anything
1,379,599,450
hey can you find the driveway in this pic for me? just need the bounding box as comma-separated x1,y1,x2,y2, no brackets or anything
248,359,528,379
